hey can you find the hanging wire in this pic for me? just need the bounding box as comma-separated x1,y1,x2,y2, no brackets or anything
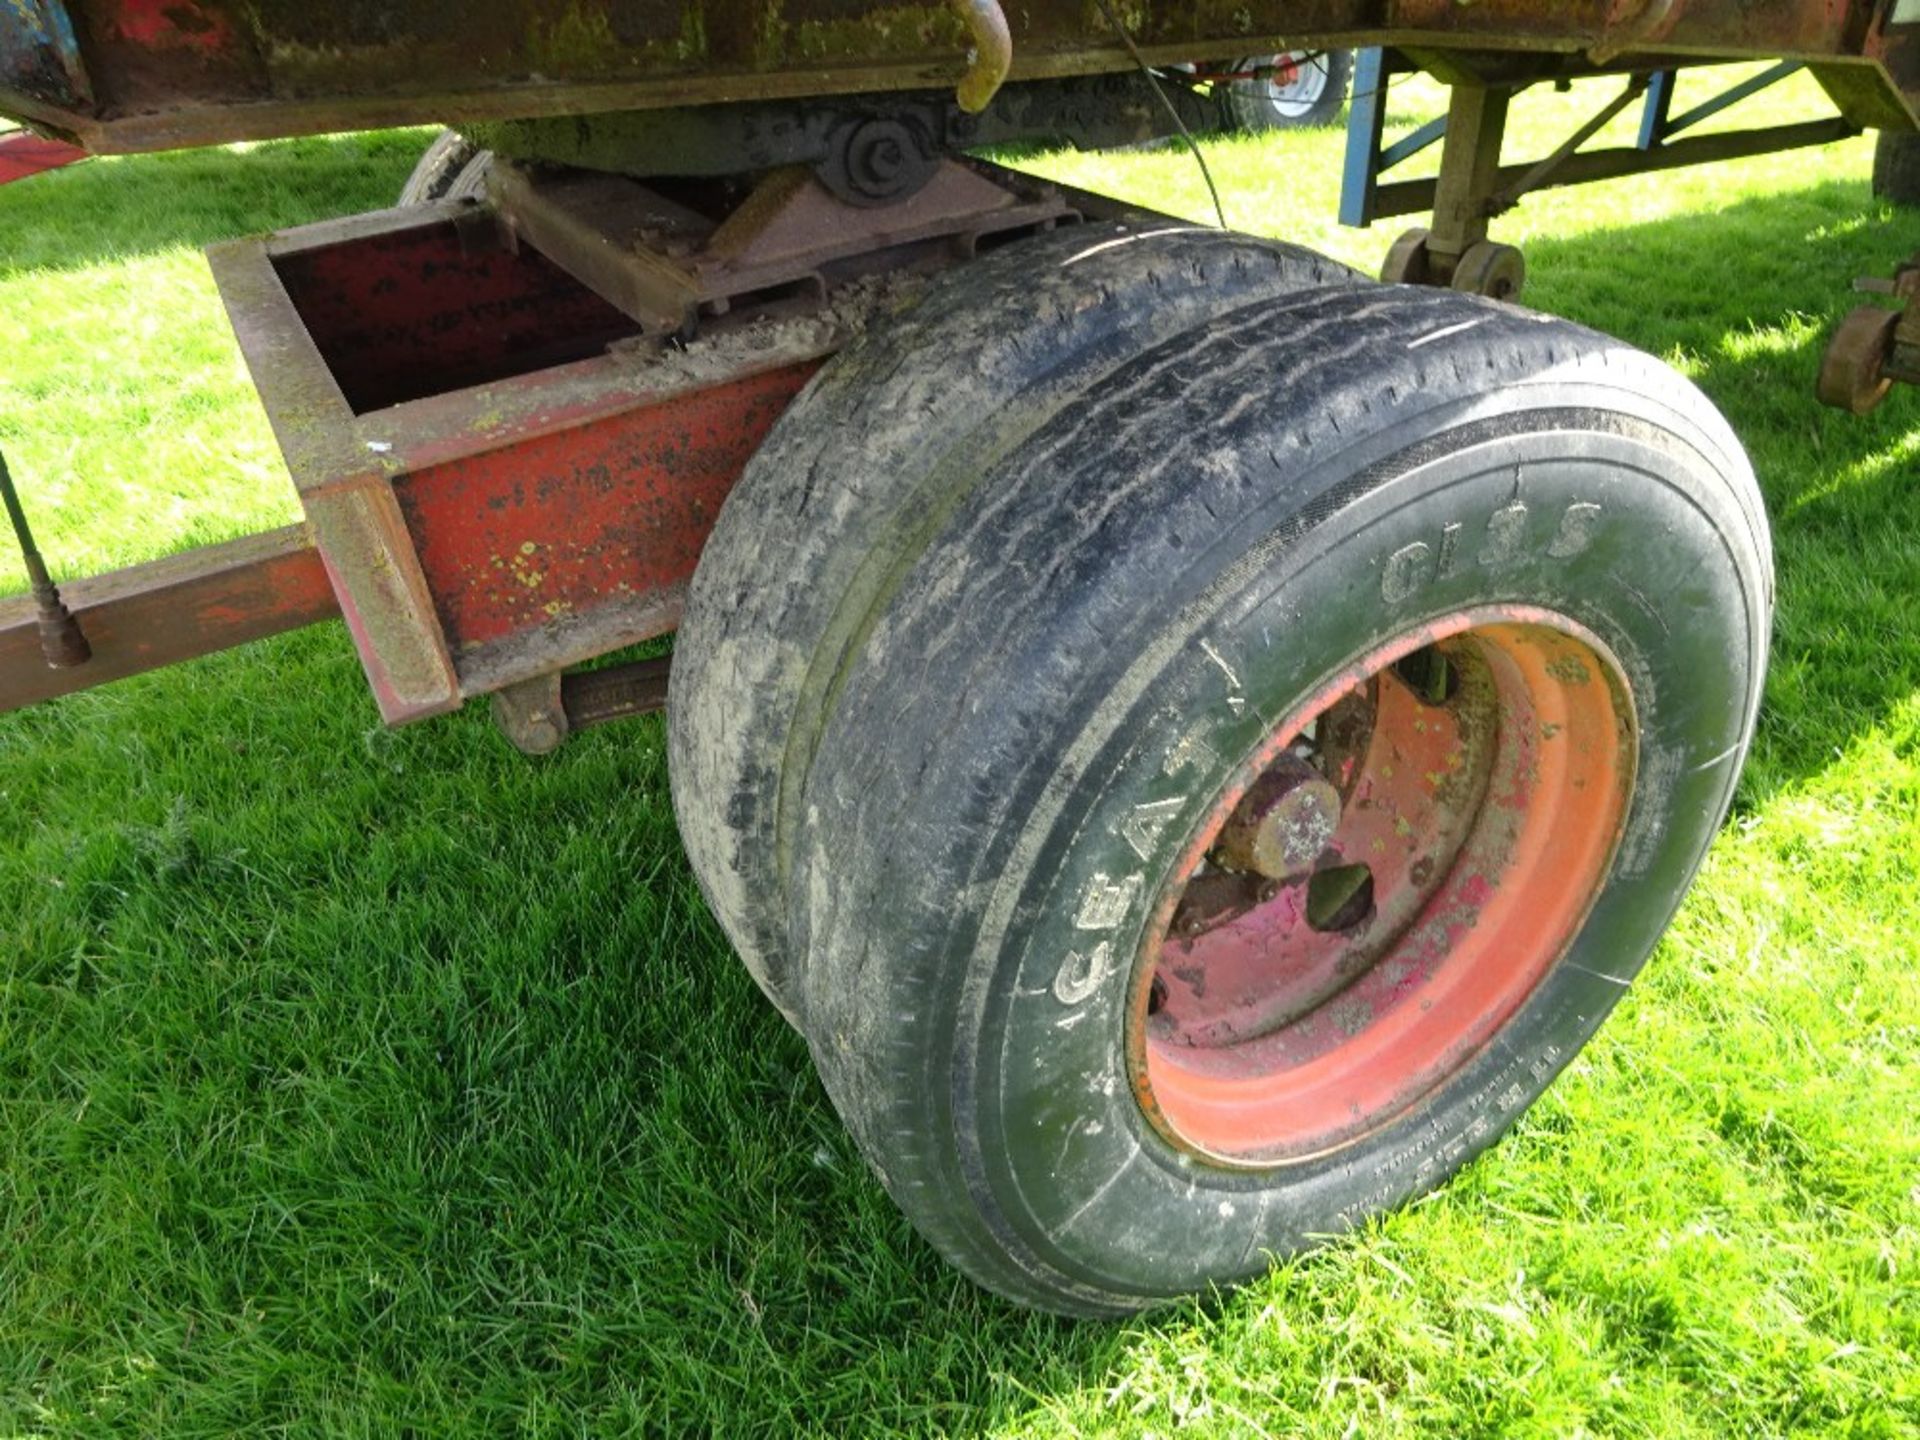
1091,0,1230,230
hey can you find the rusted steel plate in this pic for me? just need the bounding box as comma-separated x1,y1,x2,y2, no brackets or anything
10,0,1910,153
394,362,817,692
0,525,336,713
485,157,1075,337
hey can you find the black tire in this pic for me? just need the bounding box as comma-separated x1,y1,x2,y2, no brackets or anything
669,223,1361,1025
1221,51,1353,132
1872,130,1920,207
792,283,1771,1314
398,129,491,206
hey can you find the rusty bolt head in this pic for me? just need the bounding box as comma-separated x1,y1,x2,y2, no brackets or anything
1213,756,1341,882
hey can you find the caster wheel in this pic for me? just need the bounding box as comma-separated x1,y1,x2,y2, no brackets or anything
1817,306,1898,416
1450,239,1527,301
1380,227,1433,286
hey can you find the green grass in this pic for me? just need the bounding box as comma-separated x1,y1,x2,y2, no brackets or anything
2,69,1918,1438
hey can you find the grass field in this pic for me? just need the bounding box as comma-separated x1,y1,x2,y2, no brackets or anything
2,69,1918,1438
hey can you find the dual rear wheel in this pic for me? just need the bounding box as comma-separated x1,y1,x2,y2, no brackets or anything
670,223,1771,1314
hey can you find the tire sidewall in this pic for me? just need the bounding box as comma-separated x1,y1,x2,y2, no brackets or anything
398,131,489,207
956,397,1766,1301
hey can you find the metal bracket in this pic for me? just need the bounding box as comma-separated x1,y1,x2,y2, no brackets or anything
486,156,1075,340
492,671,571,756
491,657,672,756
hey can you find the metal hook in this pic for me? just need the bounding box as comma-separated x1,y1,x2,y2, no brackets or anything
951,0,1012,114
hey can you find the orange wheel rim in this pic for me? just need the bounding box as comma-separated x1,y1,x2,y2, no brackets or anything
1131,608,1636,1166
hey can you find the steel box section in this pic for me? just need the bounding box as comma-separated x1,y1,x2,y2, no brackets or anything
208,203,825,725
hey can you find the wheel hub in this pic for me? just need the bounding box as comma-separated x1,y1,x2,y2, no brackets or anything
1263,51,1331,116
1132,610,1636,1166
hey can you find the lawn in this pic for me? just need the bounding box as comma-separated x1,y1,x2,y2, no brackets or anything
2,68,1917,1438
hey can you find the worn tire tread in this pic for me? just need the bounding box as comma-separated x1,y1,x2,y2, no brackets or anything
670,223,1361,1023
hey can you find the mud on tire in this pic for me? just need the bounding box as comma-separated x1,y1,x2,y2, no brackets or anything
669,223,1361,1024
786,283,1769,1314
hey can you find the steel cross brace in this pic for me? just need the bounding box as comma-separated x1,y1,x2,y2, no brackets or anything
1342,50,1849,236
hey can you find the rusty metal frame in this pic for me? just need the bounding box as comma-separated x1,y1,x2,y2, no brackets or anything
7,2,1918,156
207,218,460,724
206,200,838,725
1,151,1117,729
185,159,1090,729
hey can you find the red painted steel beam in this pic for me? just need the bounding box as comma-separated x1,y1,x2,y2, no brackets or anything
392,361,820,697
0,131,86,184
0,525,338,713
207,221,469,725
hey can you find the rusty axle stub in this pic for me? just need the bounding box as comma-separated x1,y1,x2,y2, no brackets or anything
492,656,673,756
1211,754,1342,882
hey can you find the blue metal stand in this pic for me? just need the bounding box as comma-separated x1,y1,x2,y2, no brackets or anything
1340,52,1836,232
